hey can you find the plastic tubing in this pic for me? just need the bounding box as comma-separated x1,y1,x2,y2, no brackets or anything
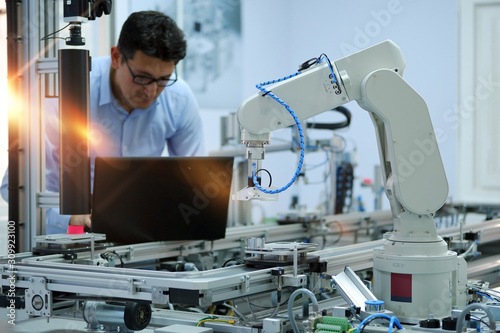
355,314,403,333
287,288,319,333
456,303,496,333
252,73,305,194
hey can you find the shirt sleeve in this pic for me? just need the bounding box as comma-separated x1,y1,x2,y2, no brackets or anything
1,168,8,202
45,208,71,234
0,119,72,234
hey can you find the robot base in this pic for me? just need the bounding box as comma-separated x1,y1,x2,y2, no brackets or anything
372,240,467,323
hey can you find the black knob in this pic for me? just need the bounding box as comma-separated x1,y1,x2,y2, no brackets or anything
419,318,440,329
441,317,458,331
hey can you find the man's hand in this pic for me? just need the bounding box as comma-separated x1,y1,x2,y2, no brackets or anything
69,214,92,229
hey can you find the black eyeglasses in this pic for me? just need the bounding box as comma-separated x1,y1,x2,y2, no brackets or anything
123,55,177,87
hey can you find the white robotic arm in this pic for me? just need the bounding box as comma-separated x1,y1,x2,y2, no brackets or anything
236,40,448,243
237,40,466,321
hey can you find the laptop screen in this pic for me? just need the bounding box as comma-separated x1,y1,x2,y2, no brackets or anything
91,156,234,244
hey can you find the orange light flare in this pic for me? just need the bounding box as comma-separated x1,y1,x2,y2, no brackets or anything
73,119,91,146
5,38,66,132
59,103,91,145
4,33,62,119
5,78,22,128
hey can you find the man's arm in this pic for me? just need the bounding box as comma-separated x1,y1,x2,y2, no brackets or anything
1,140,79,235
1,169,8,202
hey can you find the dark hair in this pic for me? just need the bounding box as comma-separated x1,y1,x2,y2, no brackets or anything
117,11,186,64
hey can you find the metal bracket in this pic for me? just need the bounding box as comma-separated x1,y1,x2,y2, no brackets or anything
199,289,213,307
25,277,52,317
232,186,279,201
283,274,307,287
151,286,168,305
240,275,251,293
126,277,136,294
127,246,135,260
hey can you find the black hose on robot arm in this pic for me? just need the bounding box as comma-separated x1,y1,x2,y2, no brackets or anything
306,106,352,130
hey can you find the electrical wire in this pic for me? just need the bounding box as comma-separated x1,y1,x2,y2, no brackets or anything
325,220,344,246
466,284,500,302
187,307,204,313
476,291,495,301
268,301,281,318
208,302,234,317
302,151,332,186
251,53,341,196
41,23,71,41
244,297,257,320
197,315,216,324
456,303,496,333
252,72,305,195
100,251,124,267
196,318,235,326
303,149,330,171
306,106,352,130
222,257,244,267
255,168,273,187
196,315,236,327
240,288,292,311
318,53,338,82
223,302,250,323
470,314,493,330
287,288,319,333
265,284,304,319
458,240,478,258
292,135,323,152
234,290,322,323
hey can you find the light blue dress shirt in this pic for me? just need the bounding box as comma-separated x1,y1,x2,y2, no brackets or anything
1,56,205,234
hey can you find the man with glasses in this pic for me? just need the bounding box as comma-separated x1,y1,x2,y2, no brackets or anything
0,11,205,233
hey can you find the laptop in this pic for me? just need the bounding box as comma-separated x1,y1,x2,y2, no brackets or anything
91,156,234,244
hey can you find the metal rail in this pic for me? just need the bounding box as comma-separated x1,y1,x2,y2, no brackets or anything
2,217,499,317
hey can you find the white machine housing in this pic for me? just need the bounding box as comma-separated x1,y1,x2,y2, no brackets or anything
236,40,467,321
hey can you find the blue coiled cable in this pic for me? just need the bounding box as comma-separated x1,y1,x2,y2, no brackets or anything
251,72,305,194
251,55,338,194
